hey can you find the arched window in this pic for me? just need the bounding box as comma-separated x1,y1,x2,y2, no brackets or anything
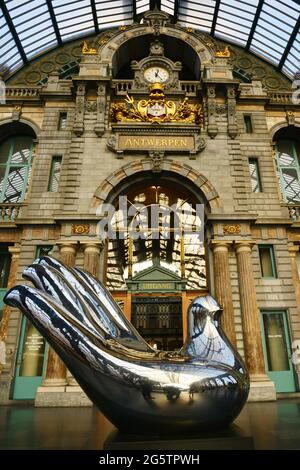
274,126,300,204
0,136,33,203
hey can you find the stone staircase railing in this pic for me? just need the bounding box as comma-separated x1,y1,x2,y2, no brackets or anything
5,87,41,98
285,204,300,221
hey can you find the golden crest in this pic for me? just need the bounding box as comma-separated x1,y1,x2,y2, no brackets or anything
111,83,203,125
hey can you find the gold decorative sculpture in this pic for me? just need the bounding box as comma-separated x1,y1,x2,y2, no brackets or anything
111,83,203,125
81,41,97,55
215,45,231,58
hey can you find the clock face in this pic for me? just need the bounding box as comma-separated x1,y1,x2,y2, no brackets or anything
144,66,170,83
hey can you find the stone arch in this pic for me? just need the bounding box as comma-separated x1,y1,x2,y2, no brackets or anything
92,159,222,211
0,117,41,141
269,121,300,139
98,24,214,72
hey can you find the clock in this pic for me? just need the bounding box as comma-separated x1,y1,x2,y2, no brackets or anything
143,66,170,84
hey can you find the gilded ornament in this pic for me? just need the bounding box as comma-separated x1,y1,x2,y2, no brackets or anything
81,41,97,55
111,83,203,125
215,46,231,58
72,224,90,235
223,224,241,235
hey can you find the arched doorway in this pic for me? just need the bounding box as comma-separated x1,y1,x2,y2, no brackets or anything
100,170,209,350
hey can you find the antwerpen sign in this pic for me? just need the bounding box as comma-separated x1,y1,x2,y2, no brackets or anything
119,135,194,151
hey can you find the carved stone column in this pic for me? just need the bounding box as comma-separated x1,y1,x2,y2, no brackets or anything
227,86,239,139
206,85,218,138
235,242,276,400
73,81,86,136
288,244,300,317
94,82,107,137
83,242,103,276
211,241,236,346
0,245,21,374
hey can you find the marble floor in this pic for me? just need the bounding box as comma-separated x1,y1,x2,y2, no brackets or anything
0,399,300,450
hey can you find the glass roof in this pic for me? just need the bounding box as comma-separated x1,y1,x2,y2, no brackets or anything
0,0,299,79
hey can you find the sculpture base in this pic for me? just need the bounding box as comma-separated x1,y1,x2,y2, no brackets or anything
104,425,254,450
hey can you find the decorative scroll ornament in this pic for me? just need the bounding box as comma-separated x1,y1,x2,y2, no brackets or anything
81,41,97,55
215,45,231,58
111,83,203,125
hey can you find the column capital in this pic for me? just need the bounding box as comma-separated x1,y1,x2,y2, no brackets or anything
8,245,21,258
234,240,256,253
210,240,233,252
57,241,78,253
82,241,103,253
288,244,299,257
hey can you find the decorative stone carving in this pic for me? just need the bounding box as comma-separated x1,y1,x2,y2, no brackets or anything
189,135,206,159
72,224,90,235
73,82,85,136
223,224,241,235
227,86,238,139
148,151,165,173
85,100,97,113
286,110,295,126
12,105,21,121
206,85,218,139
94,82,107,137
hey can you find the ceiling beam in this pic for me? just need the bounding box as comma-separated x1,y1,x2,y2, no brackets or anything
211,0,221,36
0,2,28,64
277,17,300,70
46,0,62,46
173,0,179,23
132,0,137,22
245,0,264,50
90,0,99,34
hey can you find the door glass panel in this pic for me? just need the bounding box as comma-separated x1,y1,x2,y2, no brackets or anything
263,313,290,371
19,321,46,377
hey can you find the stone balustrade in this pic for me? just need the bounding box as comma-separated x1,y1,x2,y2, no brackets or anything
5,87,41,98
0,203,24,222
268,92,293,104
286,204,300,221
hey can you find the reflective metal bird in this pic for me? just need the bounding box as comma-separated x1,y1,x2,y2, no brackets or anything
4,256,249,435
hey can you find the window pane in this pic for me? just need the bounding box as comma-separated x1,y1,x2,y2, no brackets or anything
10,136,32,164
0,251,11,288
58,112,67,130
259,246,276,277
0,139,12,165
281,168,300,202
249,159,262,192
263,314,289,371
3,166,27,203
48,157,62,192
277,140,296,166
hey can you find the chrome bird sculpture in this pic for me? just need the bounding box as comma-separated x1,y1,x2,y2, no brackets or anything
4,256,249,435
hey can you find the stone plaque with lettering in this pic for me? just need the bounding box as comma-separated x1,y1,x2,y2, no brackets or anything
118,135,195,151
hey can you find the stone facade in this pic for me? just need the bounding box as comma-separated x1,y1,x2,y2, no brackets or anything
1,13,300,406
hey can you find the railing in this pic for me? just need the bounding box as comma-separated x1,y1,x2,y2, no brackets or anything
180,81,199,95
0,203,24,222
285,204,300,221
5,87,41,98
268,92,293,104
112,80,133,94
